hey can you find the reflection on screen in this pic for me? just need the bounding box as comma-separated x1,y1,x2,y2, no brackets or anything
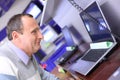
43,28,55,42
42,25,58,43
80,2,113,42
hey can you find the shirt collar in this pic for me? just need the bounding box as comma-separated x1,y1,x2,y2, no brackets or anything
7,41,30,65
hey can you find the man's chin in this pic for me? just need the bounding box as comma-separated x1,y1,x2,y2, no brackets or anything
34,46,40,53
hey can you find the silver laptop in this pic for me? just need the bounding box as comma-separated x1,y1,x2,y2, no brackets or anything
108,67,120,80
69,1,117,76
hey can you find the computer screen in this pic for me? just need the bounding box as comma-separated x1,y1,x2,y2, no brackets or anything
42,25,58,43
62,26,75,46
80,1,113,42
40,25,58,55
23,1,43,19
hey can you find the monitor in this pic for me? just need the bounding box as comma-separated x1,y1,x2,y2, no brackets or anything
62,26,75,46
23,1,43,19
40,25,58,55
42,25,58,43
80,1,114,42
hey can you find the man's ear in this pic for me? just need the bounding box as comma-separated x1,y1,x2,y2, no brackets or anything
11,31,19,40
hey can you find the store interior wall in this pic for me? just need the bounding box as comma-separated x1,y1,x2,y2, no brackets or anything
1,0,120,43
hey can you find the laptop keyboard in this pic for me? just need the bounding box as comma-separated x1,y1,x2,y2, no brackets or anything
81,49,107,62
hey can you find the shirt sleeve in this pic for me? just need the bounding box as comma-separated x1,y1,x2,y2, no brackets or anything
38,65,60,80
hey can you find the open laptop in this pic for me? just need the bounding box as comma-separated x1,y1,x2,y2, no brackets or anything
108,67,120,80
69,1,117,76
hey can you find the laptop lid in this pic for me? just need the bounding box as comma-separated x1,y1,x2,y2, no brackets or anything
80,1,116,43
69,1,117,76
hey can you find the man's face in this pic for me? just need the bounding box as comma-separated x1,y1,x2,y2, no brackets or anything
19,16,43,56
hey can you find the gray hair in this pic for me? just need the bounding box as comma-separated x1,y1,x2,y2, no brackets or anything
6,14,33,40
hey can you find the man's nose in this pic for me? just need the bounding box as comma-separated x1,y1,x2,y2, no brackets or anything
38,31,44,39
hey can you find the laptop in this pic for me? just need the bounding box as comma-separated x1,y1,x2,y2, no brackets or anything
108,67,120,80
69,1,117,76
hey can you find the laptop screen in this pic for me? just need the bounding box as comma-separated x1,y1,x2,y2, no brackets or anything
80,1,114,42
